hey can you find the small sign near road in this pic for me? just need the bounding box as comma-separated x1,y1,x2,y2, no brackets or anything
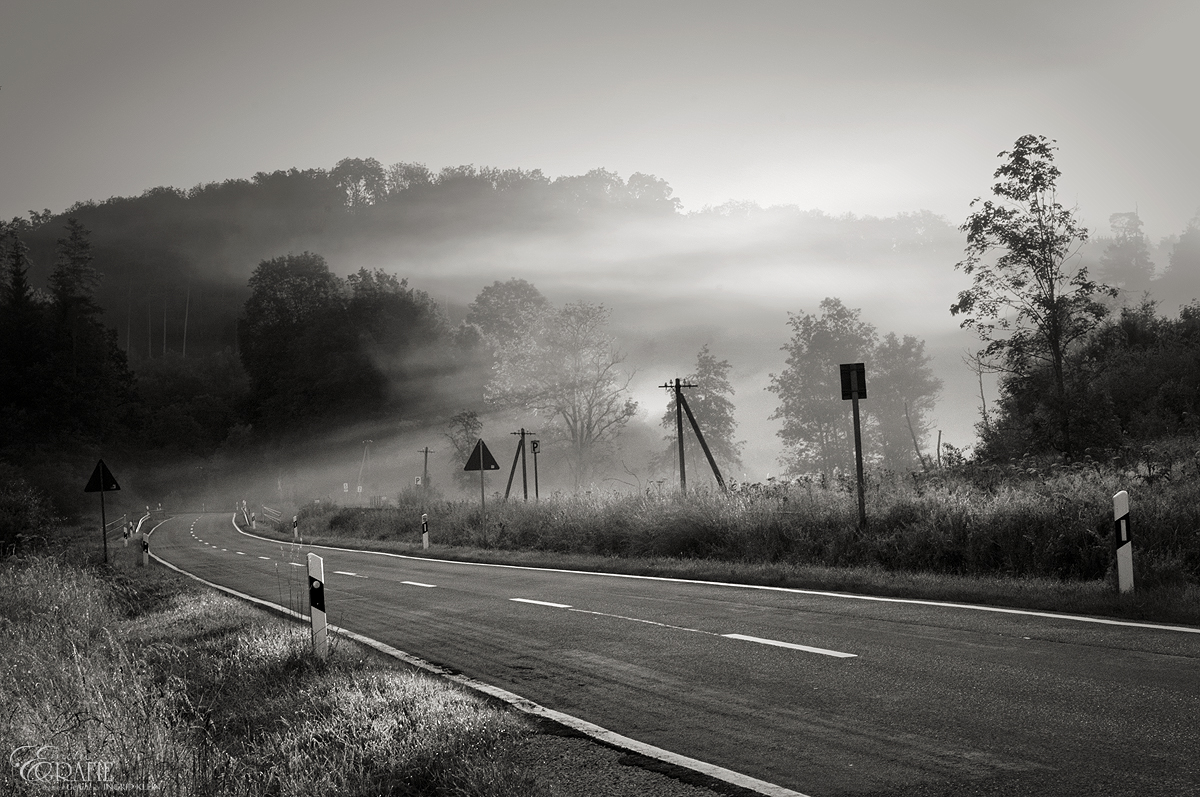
840,363,867,400
83,459,120,564
84,460,121,493
463,439,500,471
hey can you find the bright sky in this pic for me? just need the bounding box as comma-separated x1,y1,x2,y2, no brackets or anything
2,0,1197,240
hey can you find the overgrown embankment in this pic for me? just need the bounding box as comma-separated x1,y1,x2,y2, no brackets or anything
0,525,544,795
280,450,1200,627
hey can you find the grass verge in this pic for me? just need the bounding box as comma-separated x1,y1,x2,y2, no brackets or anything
1,525,546,796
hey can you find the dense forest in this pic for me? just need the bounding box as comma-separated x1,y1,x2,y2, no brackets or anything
3,154,1200,517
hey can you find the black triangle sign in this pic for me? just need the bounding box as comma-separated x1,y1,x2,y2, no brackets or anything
463,439,500,471
84,459,121,493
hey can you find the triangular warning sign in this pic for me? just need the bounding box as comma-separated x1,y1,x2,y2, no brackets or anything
463,439,500,471
84,459,121,493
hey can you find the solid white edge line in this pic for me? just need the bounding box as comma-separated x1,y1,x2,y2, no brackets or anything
510,597,572,608
225,516,1200,635
149,515,810,797
722,633,856,659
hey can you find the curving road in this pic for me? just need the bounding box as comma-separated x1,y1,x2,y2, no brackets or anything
149,513,1200,797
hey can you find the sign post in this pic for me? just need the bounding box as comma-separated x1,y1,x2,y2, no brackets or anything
531,439,541,502
463,439,500,532
839,363,867,529
1113,490,1134,593
84,460,121,564
307,552,328,659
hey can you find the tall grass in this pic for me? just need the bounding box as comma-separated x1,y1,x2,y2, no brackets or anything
1,545,545,795
298,465,1200,582
282,452,1200,625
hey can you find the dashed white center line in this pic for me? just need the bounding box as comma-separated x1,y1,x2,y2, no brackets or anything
258,556,270,560
568,607,710,635
334,571,367,578
236,551,245,555
510,598,573,608
289,562,304,567
511,600,856,658
722,633,856,659
402,581,437,588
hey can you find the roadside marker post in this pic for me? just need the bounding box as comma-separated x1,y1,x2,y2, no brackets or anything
1114,490,1134,593
307,553,328,659
141,538,149,567
421,513,429,549
293,515,298,541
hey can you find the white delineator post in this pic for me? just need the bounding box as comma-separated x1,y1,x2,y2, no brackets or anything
307,552,328,659
293,515,299,541
1113,490,1134,594
421,513,429,550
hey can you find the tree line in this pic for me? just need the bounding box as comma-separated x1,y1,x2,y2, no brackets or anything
5,140,1197,510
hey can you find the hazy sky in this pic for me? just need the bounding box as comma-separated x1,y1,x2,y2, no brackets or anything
3,0,1198,240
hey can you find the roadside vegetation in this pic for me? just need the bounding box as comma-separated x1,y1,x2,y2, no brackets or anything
273,440,1200,628
1,497,545,796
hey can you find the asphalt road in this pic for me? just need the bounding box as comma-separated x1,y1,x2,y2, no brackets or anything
150,513,1200,797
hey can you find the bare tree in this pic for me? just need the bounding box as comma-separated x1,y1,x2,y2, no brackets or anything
487,301,637,488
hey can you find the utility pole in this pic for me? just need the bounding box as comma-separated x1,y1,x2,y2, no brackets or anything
357,440,372,504
504,429,536,501
418,447,432,493
660,378,728,495
661,379,695,494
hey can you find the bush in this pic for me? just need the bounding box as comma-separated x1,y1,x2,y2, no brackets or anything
0,466,60,556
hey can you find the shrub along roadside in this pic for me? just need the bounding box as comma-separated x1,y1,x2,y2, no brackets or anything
0,527,545,796
278,462,1200,627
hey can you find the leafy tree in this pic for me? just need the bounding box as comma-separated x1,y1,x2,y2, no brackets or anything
870,334,942,470
134,350,249,454
487,302,637,487
239,255,460,433
1099,212,1154,293
465,278,550,349
332,157,386,209
768,298,877,477
239,253,379,429
660,345,744,482
769,299,941,476
444,410,484,489
950,134,1116,457
1159,213,1200,305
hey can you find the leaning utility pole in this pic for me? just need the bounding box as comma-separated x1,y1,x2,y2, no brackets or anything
661,379,727,495
504,429,536,501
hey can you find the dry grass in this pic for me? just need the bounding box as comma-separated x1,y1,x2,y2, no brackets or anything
275,455,1200,627
1,534,546,796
